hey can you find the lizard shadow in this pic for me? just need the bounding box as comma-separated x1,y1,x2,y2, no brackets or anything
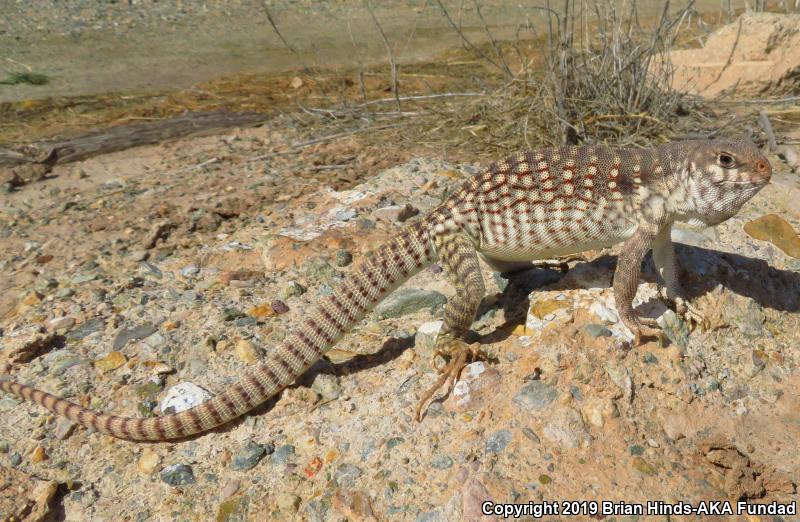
212,245,798,437
479,243,799,346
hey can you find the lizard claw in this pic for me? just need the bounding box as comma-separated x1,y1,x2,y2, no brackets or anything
415,338,480,422
674,297,710,332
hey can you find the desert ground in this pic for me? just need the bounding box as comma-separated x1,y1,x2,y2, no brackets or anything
1,1,799,521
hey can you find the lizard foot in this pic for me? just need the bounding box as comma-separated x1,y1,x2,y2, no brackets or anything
530,254,588,272
674,297,710,331
415,338,480,422
621,312,664,346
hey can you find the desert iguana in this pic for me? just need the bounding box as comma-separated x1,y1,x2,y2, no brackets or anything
1,136,771,440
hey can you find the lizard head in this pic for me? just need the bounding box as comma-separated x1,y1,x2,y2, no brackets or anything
682,135,771,227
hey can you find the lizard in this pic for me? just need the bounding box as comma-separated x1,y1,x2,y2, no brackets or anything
0,136,771,441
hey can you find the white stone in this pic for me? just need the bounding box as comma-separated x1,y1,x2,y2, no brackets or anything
160,382,213,414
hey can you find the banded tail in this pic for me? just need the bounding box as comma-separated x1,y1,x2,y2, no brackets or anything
0,222,435,441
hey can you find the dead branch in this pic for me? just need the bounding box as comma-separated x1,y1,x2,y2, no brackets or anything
758,110,778,152
365,2,401,112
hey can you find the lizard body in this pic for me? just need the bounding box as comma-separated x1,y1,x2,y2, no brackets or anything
0,137,771,441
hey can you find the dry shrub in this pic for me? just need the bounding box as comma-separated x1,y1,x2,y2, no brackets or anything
439,0,697,147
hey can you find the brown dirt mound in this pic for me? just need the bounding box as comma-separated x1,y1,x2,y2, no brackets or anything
670,13,800,97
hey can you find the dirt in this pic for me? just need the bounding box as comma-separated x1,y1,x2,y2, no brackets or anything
1,3,799,521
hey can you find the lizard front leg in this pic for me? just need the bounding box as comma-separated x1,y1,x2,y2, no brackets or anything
614,220,665,345
415,231,485,421
650,223,710,330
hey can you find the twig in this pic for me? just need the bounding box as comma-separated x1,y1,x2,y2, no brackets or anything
433,0,512,78
4,57,33,72
249,123,406,162
717,96,800,105
356,92,485,107
758,110,778,152
261,2,310,72
365,2,401,112
707,16,742,92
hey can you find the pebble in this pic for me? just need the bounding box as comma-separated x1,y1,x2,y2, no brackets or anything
513,381,558,411
281,281,306,299
234,340,260,364
66,318,104,341
334,249,353,267
743,213,800,259
310,373,341,400
371,204,418,222
54,418,76,440
276,493,302,514
231,441,268,471
10,453,22,467
632,457,657,475
542,406,591,449
485,429,512,454
334,463,363,487
113,323,157,349
584,324,612,337
375,288,447,319
247,304,275,319
54,287,76,298
138,448,161,474
160,382,213,414
271,444,295,465
46,316,75,332
180,265,200,277
271,299,289,314
414,320,443,354
430,455,453,469
95,351,127,373
160,464,195,486
29,446,47,463
657,310,690,351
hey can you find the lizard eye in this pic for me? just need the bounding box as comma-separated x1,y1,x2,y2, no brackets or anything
717,152,736,169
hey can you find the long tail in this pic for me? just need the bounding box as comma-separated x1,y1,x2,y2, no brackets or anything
0,222,435,441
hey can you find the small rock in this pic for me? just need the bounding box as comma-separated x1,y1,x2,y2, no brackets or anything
160,464,195,486
180,265,200,278
53,418,76,440
334,463,363,487
632,456,657,475
513,381,558,411
657,408,689,440
542,406,591,449
138,448,161,474
29,446,47,463
311,373,341,400
276,493,302,514
430,455,453,469
130,250,149,262
744,213,800,259
247,304,275,319
47,317,75,332
372,204,419,222
234,340,260,364
217,496,248,522
55,287,76,299
657,310,690,351
160,382,213,414
113,323,157,350
414,321,443,354
334,249,353,267
485,429,512,454
271,444,295,465
584,324,612,338
95,351,127,373
375,288,447,319
231,441,267,471
281,281,306,299
271,300,289,314
450,361,502,412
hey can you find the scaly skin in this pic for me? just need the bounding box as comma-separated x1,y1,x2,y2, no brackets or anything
0,137,771,440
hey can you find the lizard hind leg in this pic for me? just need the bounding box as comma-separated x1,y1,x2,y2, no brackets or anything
415,231,485,421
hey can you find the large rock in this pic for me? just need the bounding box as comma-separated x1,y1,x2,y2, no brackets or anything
669,13,800,97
